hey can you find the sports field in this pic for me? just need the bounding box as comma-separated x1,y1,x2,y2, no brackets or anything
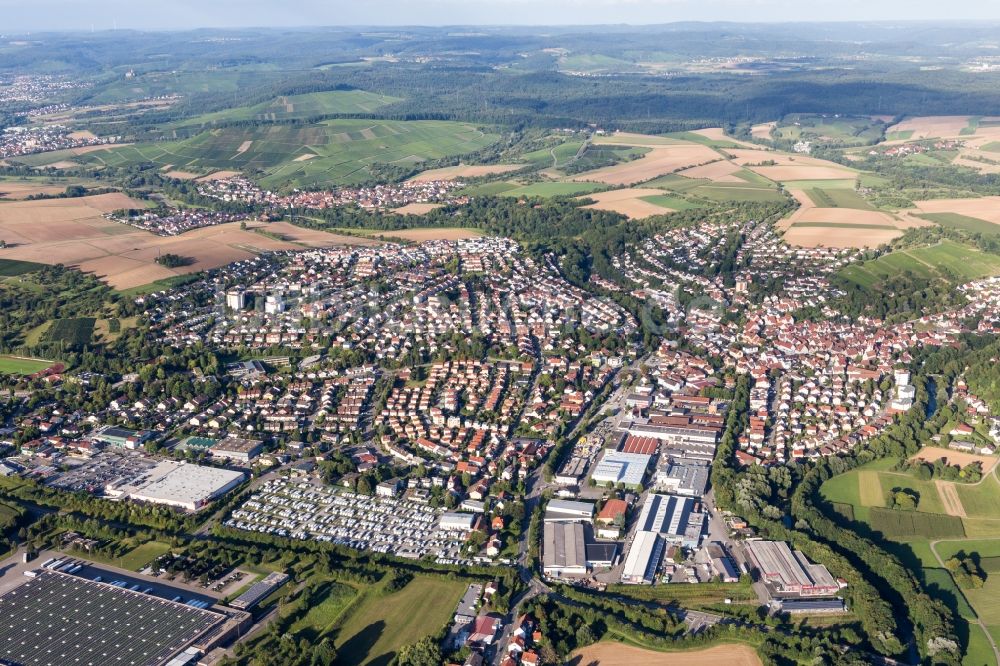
0,355,52,375
334,576,466,665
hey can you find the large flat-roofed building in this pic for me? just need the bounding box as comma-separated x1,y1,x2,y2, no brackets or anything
654,458,709,497
0,570,228,666
544,499,595,522
745,540,841,597
636,494,705,548
440,512,478,532
108,460,245,511
208,436,264,464
620,531,664,584
590,450,651,488
543,521,587,577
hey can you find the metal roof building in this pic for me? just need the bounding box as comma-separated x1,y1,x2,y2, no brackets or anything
745,540,841,597
590,450,651,488
636,493,705,548
543,521,587,577
544,499,595,522
0,570,227,666
620,531,664,584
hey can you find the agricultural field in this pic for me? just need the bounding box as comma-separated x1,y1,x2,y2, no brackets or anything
0,258,46,277
915,198,1000,228
0,192,355,288
838,240,1000,288
569,642,762,666
771,113,887,146
918,213,1000,236
343,227,483,241
571,133,721,185
500,181,607,198
44,318,96,346
170,90,401,129
0,355,52,375
804,187,876,210
334,575,467,665
407,163,526,182
81,119,500,188
578,188,677,219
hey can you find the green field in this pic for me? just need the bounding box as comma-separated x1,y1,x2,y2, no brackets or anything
839,240,1000,289
83,119,499,188
639,195,702,210
119,541,173,570
500,181,607,197
335,576,467,665
44,318,95,346
288,581,359,640
982,142,1000,153
804,187,875,210
956,475,1000,518
869,508,966,539
886,130,915,141
783,179,858,190
171,90,401,129
0,355,52,375
772,114,886,146
459,181,520,196
919,213,1000,237
689,185,786,203
0,259,47,277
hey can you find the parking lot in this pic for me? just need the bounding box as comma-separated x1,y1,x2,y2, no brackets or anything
227,478,476,563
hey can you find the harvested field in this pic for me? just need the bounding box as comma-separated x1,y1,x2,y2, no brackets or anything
234,140,253,156
163,170,200,180
67,130,97,140
936,481,967,518
953,157,1000,174
886,116,973,139
571,139,719,185
569,642,762,666
592,132,686,147
292,153,317,162
675,160,744,182
45,161,80,169
794,208,898,226
726,149,830,167
914,197,1000,226
360,227,483,241
195,170,241,182
910,446,1000,474
0,181,73,199
578,187,675,218
750,165,855,181
0,194,359,289
751,122,776,140
255,221,377,247
408,163,526,182
859,471,885,507
392,202,444,215
69,144,129,156
689,127,759,148
783,225,902,248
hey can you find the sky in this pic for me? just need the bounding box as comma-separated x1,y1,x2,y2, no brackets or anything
3,0,1000,32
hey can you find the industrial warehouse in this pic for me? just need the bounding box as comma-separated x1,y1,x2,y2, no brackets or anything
745,540,844,598
105,459,246,511
0,570,240,666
